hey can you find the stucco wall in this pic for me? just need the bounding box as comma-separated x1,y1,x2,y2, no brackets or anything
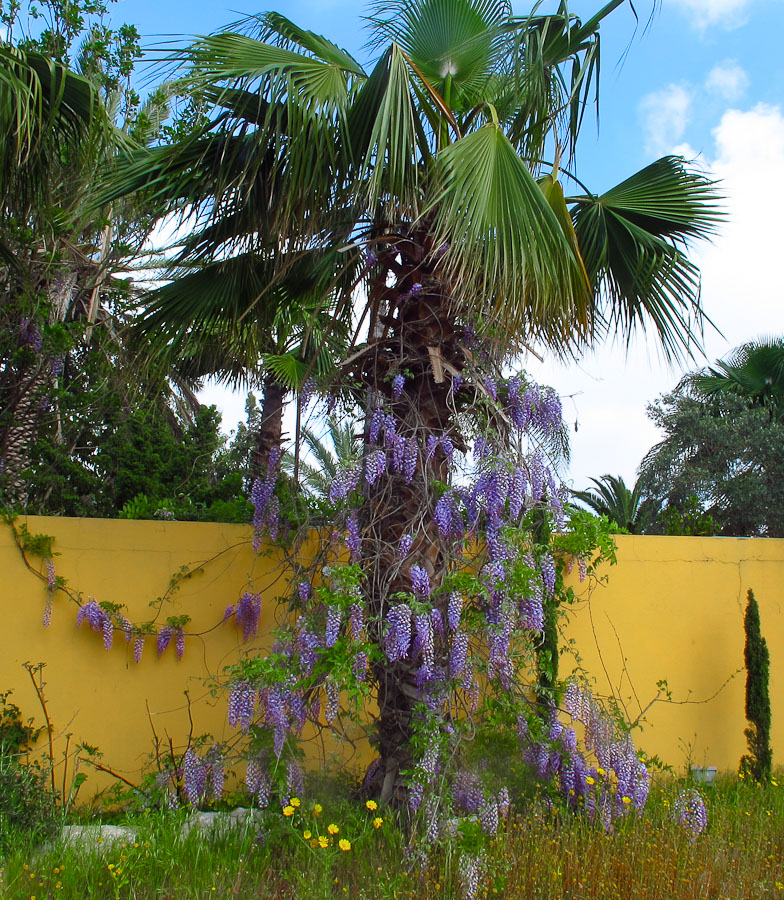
1,518,781,798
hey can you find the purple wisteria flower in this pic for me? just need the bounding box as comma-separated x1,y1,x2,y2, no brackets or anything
459,852,484,900
398,534,413,557
385,604,412,661
298,582,311,602
392,373,406,399
352,651,368,681
325,605,342,647
184,747,208,806
403,438,418,482
369,407,385,443
228,680,256,731
410,565,431,599
450,631,469,678
409,779,424,812
348,602,364,641
329,463,362,503
227,592,262,642
300,377,317,410
133,636,144,664
345,509,361,560
540,553,556,596
673,789,708,836
325,681,339,723
77,599,114,649
447,593,463,631
365,449,387,485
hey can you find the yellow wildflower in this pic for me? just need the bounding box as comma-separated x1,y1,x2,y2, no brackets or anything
365,800,378,811
303,830,312,840
586,776,596,785
596,767,606,776
318,836,329,848
772,779,779,786
282,806,295,817
373,817,383,829
290,797,301,808
339,839,351,852
327,823,339,835
621,796,632,805
313,803,323,816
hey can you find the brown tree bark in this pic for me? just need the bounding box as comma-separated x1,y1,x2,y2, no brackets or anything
252,376,287,477
355,235,468,804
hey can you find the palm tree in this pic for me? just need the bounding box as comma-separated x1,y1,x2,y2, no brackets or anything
281,417,361,501
127,248,355,475
573,474,660,533
103,0,721,800
0,47,103,504
689,337,784,418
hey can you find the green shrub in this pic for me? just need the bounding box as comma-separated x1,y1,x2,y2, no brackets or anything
0,753,59,851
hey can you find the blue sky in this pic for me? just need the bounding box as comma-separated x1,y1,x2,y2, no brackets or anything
117,0,784,488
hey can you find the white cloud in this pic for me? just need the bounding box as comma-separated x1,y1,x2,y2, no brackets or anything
691,104,784,359
669,0,753,30
705,60,750,101
640,84,693,156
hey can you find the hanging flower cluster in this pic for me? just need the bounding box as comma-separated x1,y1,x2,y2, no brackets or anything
514,680,649,832
251,448,283,549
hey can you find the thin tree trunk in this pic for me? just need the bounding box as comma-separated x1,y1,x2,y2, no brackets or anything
1,365,50,506
252,377,287,477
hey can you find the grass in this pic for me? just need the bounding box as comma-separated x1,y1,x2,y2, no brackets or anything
0,774,783,899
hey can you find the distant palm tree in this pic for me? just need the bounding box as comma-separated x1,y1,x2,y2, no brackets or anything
282,417,360,501
573,474,660,533
689,337,784,418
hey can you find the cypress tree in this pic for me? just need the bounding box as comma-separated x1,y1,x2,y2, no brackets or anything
739,589,772,782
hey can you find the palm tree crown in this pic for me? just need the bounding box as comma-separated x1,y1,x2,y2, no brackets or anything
573,474,660,534
103,0,721,370
689,337,784,417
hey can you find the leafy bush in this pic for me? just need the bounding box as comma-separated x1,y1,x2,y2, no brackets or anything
0,754,59,851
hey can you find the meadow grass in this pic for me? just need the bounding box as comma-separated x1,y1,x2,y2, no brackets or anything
0,774,782,899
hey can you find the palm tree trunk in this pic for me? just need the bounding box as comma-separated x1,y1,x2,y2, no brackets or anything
356,238,466,804
252,376,287,477
1,364,50,507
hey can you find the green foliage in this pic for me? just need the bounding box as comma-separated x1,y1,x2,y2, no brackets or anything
0,752,59,852
26,399,252,521
659,495,716,536
573,474,661,534
0,691,41,755
0,690,56,852
641,385,784,536
740,589,772,783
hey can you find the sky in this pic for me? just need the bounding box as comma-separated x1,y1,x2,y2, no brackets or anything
115,0,784,490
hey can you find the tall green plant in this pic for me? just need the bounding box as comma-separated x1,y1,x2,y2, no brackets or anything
739,588,772,783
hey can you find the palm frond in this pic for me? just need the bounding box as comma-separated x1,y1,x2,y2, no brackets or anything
571,156,723,361
427,122,590,343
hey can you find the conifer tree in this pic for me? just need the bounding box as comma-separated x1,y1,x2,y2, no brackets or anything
740,589,772,782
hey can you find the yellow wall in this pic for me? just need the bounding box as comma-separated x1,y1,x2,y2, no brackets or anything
1,519,782,799
564,534,784,774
